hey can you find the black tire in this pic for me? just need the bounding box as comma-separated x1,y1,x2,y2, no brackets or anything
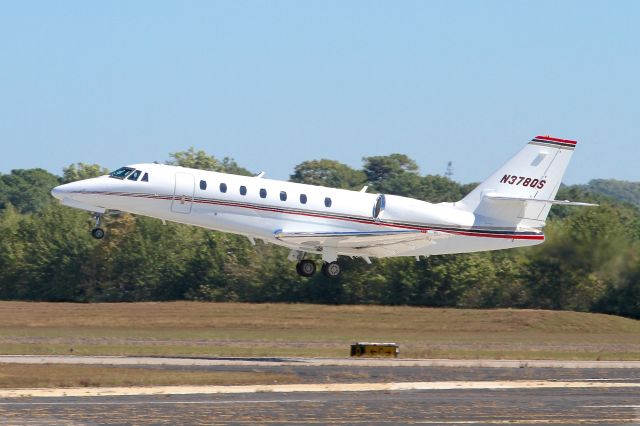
321,261,341,278
91,228,105,239
296,259,316,277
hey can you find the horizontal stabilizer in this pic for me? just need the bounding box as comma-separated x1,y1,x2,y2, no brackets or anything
484,193,598,207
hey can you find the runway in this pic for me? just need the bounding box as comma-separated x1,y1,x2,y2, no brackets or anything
2,388,639,424
1,356,640,424
3,355,640,369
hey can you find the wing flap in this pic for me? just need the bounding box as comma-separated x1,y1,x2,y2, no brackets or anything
274,229,450,255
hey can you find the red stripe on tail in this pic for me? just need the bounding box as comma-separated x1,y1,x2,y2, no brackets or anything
534,135,577,145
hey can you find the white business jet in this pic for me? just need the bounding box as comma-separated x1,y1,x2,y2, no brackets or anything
51,135,595,278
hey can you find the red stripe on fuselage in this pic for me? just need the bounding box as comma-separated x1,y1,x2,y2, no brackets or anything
81,191,544,241
202,198,544,240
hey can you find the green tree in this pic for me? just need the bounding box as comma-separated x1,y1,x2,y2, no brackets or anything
290,159,366,189
220,157,253,176
417,175,466,203
363,154,419,184
181,231,241,301
522,204,637,311
0,205,27,298
11,203,97,301
0,169,60,213
62,163,109,183
362,154,421,197
580,179,640,208
597,261,640,318
168,148,252,176
2,151,640,319
168,147,221,170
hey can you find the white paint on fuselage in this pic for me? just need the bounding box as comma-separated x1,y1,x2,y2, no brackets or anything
51,163,543,259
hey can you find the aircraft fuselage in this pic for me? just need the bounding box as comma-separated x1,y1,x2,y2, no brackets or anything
51,163,543,262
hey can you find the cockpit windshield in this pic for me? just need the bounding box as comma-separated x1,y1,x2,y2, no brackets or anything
127,170,142,181
109,167,135,179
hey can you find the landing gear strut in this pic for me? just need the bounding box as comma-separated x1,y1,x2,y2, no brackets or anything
91,213,105,240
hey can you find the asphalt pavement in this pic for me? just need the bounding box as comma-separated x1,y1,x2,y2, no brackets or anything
1,356,639,425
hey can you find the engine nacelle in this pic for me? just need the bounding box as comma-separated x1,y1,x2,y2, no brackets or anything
377,194,474,228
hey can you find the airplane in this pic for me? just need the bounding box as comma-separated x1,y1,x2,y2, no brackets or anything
51,135,596,278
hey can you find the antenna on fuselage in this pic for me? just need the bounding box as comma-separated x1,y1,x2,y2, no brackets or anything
255,171,266,178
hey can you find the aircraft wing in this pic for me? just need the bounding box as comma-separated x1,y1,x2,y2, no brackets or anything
274,228,451,257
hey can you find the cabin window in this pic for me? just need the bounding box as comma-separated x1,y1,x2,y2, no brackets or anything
280,191,287,201
108,167,135,180
220,183,227,193
260,188,267,198
200,180,207,190
300,194,307,204
240,185,247,195
324,197,332,208
127,170,142,181
141,173,149,182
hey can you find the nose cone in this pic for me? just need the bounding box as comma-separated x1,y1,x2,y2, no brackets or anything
51,185,64,200
51,182,75,201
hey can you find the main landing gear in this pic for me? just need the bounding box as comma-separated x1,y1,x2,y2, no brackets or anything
296,259,316,277
295,259,342,278
291,250,342,279
91,213,105,240
321,261,341,278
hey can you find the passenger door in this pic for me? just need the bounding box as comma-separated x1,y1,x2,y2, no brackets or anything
171,173,194,214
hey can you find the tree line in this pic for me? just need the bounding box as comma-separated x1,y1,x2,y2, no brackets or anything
0,149,639,318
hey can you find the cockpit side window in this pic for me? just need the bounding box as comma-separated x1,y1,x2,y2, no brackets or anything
141,173,149,182
127,170,142,181
109,167,135,179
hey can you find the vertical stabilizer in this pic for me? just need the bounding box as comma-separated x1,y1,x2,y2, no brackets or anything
459,136,578,230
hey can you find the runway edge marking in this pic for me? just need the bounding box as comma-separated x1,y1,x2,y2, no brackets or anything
1,381,640,399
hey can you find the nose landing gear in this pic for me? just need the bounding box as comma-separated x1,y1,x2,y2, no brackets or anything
91,213,105,240
91,228,105,239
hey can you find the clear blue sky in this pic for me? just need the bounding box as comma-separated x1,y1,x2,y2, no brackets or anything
1,1,638,185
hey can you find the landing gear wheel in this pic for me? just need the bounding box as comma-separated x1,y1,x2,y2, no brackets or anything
296,259,316,277
321,261,341,278
91,228,105,239
90,213,105,240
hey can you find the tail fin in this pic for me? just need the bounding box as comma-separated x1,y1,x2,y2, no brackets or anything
459,135,594,230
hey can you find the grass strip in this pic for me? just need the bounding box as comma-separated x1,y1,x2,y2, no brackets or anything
0,302,638,360
0,363,299,388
